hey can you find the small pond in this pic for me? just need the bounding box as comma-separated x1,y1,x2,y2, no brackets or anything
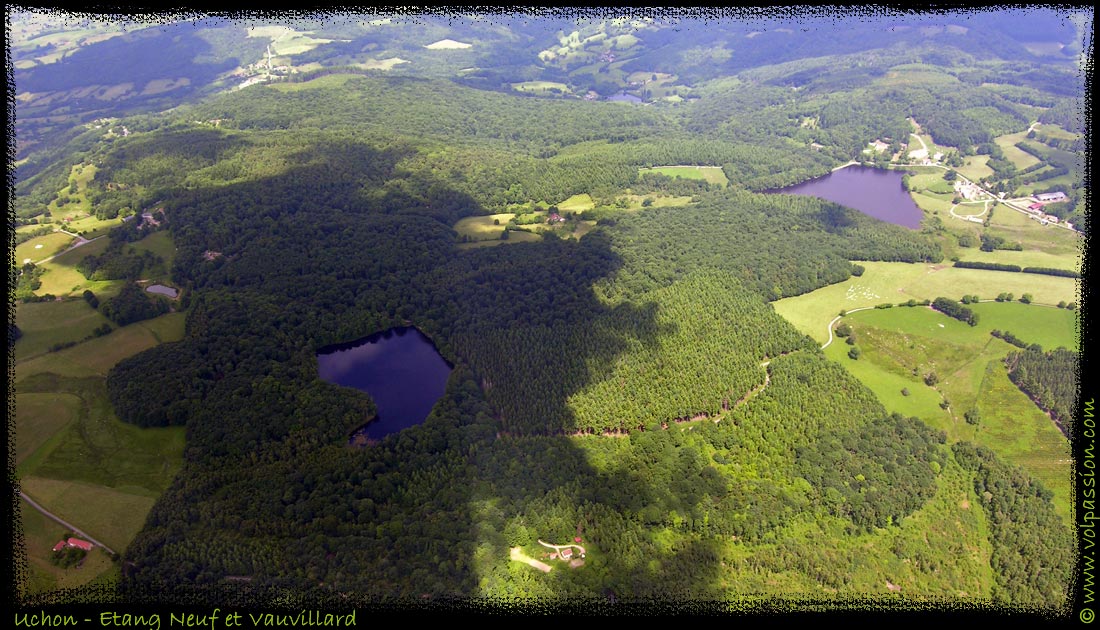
145,284,178,298
767,165,924,229
317,327,453,443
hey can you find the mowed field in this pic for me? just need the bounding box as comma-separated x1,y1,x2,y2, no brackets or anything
35,236,121,298
829,305,1073,522
454,213,516,241
639,165,729,187
17,504,118,596
985,203,1083,259
994,130,1041,170
14,393,83,466
15,312,186,382
14,299,114,361
773,261,1077,345
16,231,74,264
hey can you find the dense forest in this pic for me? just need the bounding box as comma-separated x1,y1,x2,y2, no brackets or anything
11,8,1084,611
1006,347,1078,439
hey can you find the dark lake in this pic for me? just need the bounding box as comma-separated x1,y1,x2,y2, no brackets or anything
767,165,924,229
317,327,452,442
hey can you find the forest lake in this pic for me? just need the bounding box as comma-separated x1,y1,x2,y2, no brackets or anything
318,165,922,443
767,164,924,229
317,326,453,443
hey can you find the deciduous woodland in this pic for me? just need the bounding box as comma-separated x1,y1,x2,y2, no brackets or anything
11,8,1085,610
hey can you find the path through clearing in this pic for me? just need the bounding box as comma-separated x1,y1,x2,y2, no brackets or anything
510,547,552,572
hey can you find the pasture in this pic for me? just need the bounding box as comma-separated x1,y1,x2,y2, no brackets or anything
15,393,82,467
955,155,993,181
15,312,187,382
511,81,572,95
17,505,117,596
14,299,113,362
457,231,541,249
772,261,1077,345
987,204,1083,259
16,232,74,264
837,306,1072,521
557,193,595,212
20,477,159,554
639,165,728,187
246,24,333,55
454,213,516,241
994,130,1041,170
16,374,188,503
35,236,117,297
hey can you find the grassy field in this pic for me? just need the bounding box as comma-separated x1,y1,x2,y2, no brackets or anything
15,393,82,466
955,245,1081,273
773,261,1077,345
20,477,159,554
17,504,118,597
955,155,993,181
15,312,187,382
34,237,121,298
639,165,729,187
557,193,595,212
835,306,1072,521
994,130,1041,170
14,299,114,362
126,229,178,281
16,232,74,264
269,73,361,92
457,231,541,249
511,81,572,95
16,373,187,503
65,215,124,239
246,24,332,55
967,302,1078,350
454,213,516,241
987,203,1083,259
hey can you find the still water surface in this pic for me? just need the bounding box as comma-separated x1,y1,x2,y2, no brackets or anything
317,327,452,442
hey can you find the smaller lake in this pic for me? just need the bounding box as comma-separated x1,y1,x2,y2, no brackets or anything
145,284,178,298
317,327,453,442
767,165,924,229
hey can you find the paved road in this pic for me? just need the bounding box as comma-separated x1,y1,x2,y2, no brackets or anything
18,491,117,556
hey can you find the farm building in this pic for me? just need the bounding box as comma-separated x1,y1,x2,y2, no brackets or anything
1036,192,1067,202
53,537,94,552
547,213,565,224
1027,203,1044,214
561,548,573,559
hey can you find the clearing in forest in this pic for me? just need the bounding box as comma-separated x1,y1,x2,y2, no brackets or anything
639,165,728,187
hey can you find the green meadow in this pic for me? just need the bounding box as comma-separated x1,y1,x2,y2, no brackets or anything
36,236,120,298
994,130,1041,170
832,305,1072,521
14,299,114,361
15,393,83,466
20,477,160,554
17,504,118,596
454,213,516,241
639,165,729,187
16,231,74,264
772,261,1077,345
15,312,187,382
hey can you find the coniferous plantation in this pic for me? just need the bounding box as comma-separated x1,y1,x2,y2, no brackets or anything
9,8,1087,613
